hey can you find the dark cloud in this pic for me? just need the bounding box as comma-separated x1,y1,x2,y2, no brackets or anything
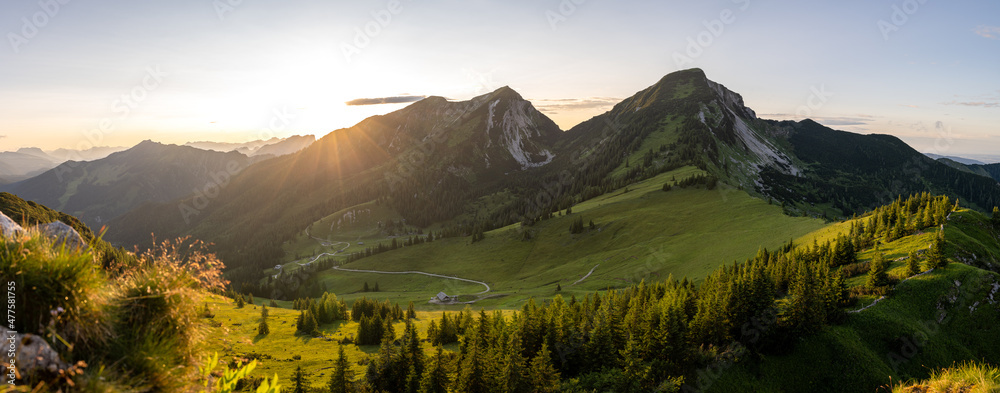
345,95,426,106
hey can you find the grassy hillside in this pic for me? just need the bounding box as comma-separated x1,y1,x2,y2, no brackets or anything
707,263,1000,392
1,192,94,240
202,295,478,391
704,207,1000,393
301,167,824,308
198,196,1000,392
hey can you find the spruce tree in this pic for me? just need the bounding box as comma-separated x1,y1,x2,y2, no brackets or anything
528,343,561,393
455,339,489,393
927,231,948,269
236,294,246,308
258,304,270,335
500,333,529,393
292,365,308,393
992,206,1000,228
905,250,920,277
328,345,353,393
866,253,890,290
297,310,318,335
419,346,450,393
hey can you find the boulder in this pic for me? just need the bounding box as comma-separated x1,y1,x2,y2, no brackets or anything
37,221,87,251
0,212,24,239
7,333,69,376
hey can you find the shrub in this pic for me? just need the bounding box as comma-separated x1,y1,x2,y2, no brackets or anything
110,237,228,391
0,230,109,350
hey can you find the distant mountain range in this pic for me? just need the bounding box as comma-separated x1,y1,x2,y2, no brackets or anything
0,133,316,230
0,136,315,186
924,153,985,165
184,135,315,157
96,69,1000,283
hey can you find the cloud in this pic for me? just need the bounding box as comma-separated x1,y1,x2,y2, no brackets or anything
0,135,5,139
900,104,919,108
812,117,872,126
533,97,621,114
345,95,426,106
976,25,1000,40
942,100,1000,108
758,114,873,126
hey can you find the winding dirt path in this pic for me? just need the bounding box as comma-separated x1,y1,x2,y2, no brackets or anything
285,223,492,298
573,264,600,285
332,265,491,295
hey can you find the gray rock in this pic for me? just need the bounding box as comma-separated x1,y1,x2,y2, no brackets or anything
0,212,24,239
6,333,69,376
37,221,87,250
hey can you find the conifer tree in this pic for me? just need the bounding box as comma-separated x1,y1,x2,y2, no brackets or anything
329,345,353,393
407,301,417,320
297,310,318,335
528,343,561,393
419,346,450,393
500,333,529,393
292,365,308,393
905,250,920,277
403,320,425,383
927,230,948,269
992,206,1000,228
866,253,890,290
455,339,489,393
258,304,270,335
236,294,246,308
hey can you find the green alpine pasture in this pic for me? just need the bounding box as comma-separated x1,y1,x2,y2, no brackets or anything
297,167,825,308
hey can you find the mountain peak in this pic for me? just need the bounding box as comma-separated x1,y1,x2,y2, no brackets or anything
490,85,523,100
135,139,163,148
656,68,707,85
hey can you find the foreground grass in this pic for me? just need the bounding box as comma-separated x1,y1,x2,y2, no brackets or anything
892,362,1000,393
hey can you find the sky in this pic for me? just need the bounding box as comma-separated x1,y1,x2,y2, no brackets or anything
1,0,998,159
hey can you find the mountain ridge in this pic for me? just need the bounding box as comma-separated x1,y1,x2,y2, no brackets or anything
100,69,1000,287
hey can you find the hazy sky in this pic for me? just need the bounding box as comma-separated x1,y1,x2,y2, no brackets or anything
1,0,998,157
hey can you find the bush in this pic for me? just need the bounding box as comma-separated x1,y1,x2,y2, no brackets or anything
110,237,228,391
3,233,228,391
0,231,109,350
